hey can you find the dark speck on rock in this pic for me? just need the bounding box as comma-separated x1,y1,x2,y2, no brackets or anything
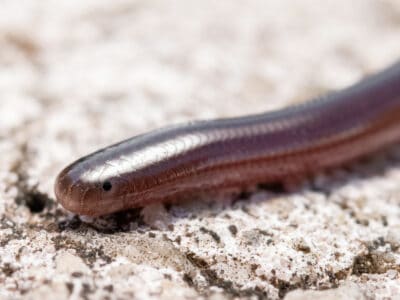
228,225,238,236
200,227,221,243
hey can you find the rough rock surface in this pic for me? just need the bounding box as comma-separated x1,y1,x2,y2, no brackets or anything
1,1,400,299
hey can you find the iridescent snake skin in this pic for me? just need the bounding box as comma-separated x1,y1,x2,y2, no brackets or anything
55,62,400,216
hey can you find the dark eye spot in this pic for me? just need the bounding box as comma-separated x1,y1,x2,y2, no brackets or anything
102,181,112,191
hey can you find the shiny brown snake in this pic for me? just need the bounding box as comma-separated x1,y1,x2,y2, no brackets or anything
55,61,400,216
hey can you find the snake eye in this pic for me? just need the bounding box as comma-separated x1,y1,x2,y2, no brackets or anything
102,181,112,191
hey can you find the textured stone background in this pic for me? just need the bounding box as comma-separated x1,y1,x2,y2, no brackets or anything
1,0,400,299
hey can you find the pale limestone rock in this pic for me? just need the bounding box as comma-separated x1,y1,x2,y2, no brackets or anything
285,282,366,300
55,251,91,275
23,282,70,300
